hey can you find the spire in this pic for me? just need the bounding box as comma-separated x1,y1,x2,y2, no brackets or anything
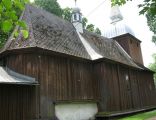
110,5,123,24
71,0,83,33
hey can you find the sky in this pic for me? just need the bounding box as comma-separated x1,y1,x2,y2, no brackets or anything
31,0,156,67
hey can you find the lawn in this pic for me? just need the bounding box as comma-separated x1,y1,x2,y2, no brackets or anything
120,110,156,120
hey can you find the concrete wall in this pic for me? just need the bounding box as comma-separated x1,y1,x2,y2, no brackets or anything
55,103,98,120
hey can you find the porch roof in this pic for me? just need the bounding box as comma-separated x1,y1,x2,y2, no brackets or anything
0,67,38,85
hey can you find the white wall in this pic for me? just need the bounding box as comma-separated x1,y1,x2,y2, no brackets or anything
55,103,98,120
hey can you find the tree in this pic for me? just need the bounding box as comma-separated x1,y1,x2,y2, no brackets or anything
86,24,101,35
95,27,102,35
82,17,88,28
34,0,63,17
62,7,72,21
146,14,156,44
0,0,29,48
149,54,156,85
86,24,95,32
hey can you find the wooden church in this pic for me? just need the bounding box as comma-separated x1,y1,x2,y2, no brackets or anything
0,4,155,120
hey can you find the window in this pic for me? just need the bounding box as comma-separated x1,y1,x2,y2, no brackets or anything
74,14,77,21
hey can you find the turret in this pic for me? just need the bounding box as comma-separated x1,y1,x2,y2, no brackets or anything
71,0,83,33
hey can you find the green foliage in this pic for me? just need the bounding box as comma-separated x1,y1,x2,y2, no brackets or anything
120,110,156,120
86,23,102,35
146,14,156,44
82,17,88,28
149,54,156,82
152,35,156,43
82,17,101,35
34,0,63,17
62,7,72,21
2,20,13,32
95,27,102,35
86,24,95,32
146,14,156,33
138,0,156,16
111,0,127,6
21,30,28,39
0,0,29,48
0,32,9,48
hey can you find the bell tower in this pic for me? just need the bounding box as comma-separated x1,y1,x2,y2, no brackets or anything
103,5,144,65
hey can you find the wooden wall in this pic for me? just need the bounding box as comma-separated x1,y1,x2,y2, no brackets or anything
4,52,156,119
6,53,99,119
94,61,156,112
114,34,143,64
0,84,38,120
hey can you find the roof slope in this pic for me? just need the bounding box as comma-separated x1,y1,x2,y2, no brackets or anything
1,5,139,68
81,30,138,67
2,5,91,59
103,22,135,38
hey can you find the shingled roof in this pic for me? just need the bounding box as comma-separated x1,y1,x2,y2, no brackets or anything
1,5,140,68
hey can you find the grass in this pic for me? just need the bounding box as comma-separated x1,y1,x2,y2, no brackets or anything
120,110,156,120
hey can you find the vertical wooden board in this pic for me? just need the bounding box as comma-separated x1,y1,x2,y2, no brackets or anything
93,62,119,112
118,66,133,111
39,55,49,118
48,57,56,100
110,64,121,111
129,69,141,109
0,85,36,120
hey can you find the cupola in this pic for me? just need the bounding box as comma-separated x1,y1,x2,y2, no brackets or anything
103,5,135,38
71,0,83,33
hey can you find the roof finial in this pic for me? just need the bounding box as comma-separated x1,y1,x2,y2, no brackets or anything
75,0,77,7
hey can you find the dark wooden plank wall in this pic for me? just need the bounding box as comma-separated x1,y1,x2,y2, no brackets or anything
129,70,141,109
0,85,38,120
5,53,156,119
94,61,156,112
7,53,98,100
94,62,121,112
137,71,156,108
7,53,98,119
114,35,143,64
118,65,133,111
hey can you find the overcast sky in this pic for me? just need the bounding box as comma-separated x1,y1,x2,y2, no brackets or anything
31,0,156,67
